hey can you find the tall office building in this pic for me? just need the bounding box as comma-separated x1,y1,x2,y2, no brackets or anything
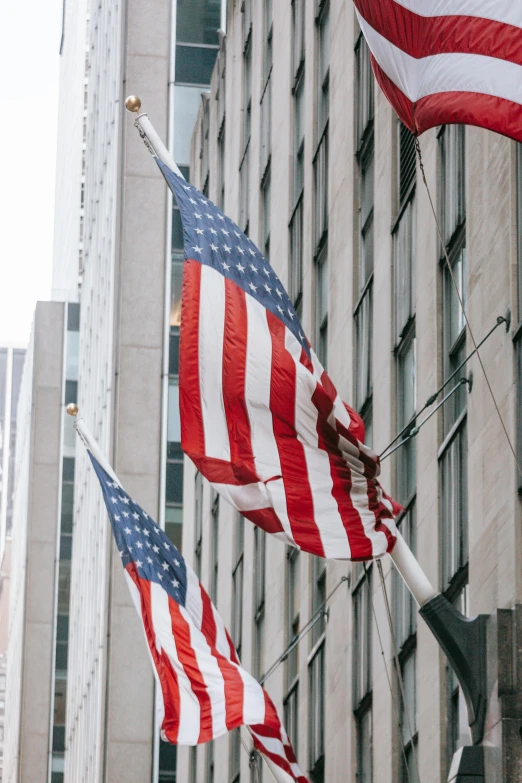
0,346,26,559
4,301,79,783
182,2,522,782
63,1,225,781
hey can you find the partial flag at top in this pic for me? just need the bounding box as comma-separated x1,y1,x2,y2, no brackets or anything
353,0,522,142
159,159,400,562
87,449,308,783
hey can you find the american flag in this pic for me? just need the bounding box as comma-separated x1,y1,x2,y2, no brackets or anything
354,0,522,142
88,452,308,783
159,159,400,561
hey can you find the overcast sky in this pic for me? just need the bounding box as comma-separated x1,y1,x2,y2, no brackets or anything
0,0,63,347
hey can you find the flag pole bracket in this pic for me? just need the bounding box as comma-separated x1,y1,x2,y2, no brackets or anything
420,594,488,745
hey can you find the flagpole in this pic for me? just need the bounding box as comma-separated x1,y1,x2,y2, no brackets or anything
124,96,185,179
66,404,120,485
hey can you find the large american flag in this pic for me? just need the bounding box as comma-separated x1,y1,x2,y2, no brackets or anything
354,0,522,142
88,452,308,783
159,159,400,561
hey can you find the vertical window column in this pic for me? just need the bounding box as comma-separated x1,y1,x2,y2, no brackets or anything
354,33,374,444
515,144,522,491
232,515,245,658
438,124,469,774
194,472,203,578
253,528,266,680
289,0,305,314
353,566,372,783
314,1,330,369
308,557,326,783
284,548,300,754
240,15,253,233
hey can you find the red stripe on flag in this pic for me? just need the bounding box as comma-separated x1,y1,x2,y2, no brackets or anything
222,279,259,484
200,588,245,731
251,694,307,781
169,597,214,743
126,565,181,742
371,56,522,143
311,385,374,560
355,0,522,66
266,312,324,557
180,259,206,460
242,507,284,535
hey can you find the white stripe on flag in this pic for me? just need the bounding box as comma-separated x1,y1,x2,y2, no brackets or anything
150,582,201,744
357,11,522,107
124,572,166,727
185,562,204,630
179,604,228,738
212,604,232,660
238,668,267,725
199,265,231,461
392,0,522,27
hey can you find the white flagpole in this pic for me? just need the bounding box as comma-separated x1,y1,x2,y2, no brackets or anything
66,404,120,486
124,95,185,179
389,531,438,606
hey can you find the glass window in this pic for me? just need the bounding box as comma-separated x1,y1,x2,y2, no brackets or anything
170,255,183,377
230,728,241,783
311,557,326,647
317,2,330,135
174,85,210,167
440,422,468,592
176,0,221,45
292,0,305,79
190,746,198,783
353,569,372,706
207,741,215,783
253,527,266,678
261,168,271,260
354,282,373,413
309,644,325,783
516,145,522,491
355,34,374,150
443,247,467,432
393,505,416,650
398,123,416,207
293,72,305,203
211,493,219,603
286,548,300,685
284,684,299,755
167,383,181,446
439,125,466,248
172,205,184,251
194,472,203,577
176,44,219,86
313,128,328,252
289,194,304,311
232,515,245,656
166,459,184,505
394,197,416,342
316,246,328,369
356,706,372,783
396,333,416,505
158,742,177,782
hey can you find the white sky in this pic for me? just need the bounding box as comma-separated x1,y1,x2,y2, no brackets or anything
0,0,63,347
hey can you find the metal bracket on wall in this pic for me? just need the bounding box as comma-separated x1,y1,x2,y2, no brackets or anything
420,595,488,745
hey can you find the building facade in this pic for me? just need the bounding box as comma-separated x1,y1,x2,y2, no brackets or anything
3,301,80,783
63,1,225,782
183,2,522,782
0,346,26,561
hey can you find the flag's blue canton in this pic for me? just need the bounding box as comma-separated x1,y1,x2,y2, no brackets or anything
157,159,309,356
89,453,188,607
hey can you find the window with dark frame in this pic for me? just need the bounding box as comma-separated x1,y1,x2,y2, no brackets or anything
232,514,245,658
261,166,271,261
230,727,241,783
515,144,522,492
354,33,375,445
260,0,273,178
194,472,203,578
308,557,326,783
284,547,300,759
210,492,219,603
240,30,252,233
253,527,266,679
394,121,417,520
438,124,469,778
289,2,305,313
353,566,372,783
438,125,468,598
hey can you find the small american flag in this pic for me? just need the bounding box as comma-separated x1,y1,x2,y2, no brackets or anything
88,452,308,783
159,160,400,561
354,0,522,142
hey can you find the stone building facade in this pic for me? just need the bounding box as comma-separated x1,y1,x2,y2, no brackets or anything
182,2,522,782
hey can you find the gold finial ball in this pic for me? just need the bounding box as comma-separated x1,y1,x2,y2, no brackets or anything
66,403,79,418
125,95,142,113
